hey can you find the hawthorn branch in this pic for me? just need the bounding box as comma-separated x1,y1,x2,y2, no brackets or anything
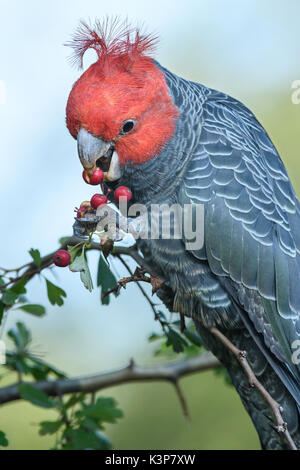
102,261,169,337
102,267,150,298
209,326,297,451
0,236,153,293
116,255,158,313
113,255,187,334
0,353,220,408
102,266,165,300
0,236,156,339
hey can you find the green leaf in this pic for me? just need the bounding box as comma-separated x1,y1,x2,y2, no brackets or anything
214,366,233,386
80,417,102,432
97,255,118,305
182,344,201,358
0,277,5,286
77,397,123,424
156,310,167,321
67,244,82,263
29,248,42,268
184,329,203,347
5,351,66,380
62,428,111,450
0,430,8,447
39,420,63,436
166,327,188,354
148,332,164,342
27,365,49,380
5,356,32,377
10,277,28,295
154,340,178,358
2,278,28,307
2,290,18,306
69,247,93,292
46,279,66,306
63,393,86,410
28,356,66,379
8,322,31,350
16,358,33,374
19,304,46,317
59,236,71,246
18,384,55,408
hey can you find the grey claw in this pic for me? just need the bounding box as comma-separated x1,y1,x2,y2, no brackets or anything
73,215,100,239
73,221,89,240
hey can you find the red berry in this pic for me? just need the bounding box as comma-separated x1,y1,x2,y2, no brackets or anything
82,169,104,185
114,186,132,203
90,194,108,209
81,201,92,207
76,201,92,218
76,207,86,218
53,250,71,268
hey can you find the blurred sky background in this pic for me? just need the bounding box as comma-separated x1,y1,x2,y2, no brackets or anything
0,0,299,450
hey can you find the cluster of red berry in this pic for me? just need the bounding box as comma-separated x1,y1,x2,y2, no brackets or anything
82,168,132,204
53,168,132,267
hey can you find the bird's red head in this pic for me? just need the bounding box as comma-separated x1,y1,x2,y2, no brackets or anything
66,19,179,168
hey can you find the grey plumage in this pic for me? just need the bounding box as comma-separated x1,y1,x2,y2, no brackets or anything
116,62,300,449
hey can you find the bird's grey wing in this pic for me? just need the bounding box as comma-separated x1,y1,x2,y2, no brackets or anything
180,90,300,378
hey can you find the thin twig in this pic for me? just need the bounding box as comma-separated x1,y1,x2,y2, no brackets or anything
117,255,155,310
209,326,297,451
173,380,190,420
116,254,168,332
102,267,149,297
102,266,165,301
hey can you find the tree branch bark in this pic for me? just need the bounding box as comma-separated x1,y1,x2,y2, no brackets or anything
209,327,297,451
0,353,220,406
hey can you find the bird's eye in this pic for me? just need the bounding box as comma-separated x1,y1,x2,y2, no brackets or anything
121,120,135,134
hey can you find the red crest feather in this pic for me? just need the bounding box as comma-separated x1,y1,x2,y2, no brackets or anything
65,17,158,70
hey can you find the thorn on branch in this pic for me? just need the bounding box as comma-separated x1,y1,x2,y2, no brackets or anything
172,379,190,421
128,358,135,370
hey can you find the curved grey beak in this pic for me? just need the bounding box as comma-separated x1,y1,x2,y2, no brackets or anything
77,128,111,170
77,128,121,181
